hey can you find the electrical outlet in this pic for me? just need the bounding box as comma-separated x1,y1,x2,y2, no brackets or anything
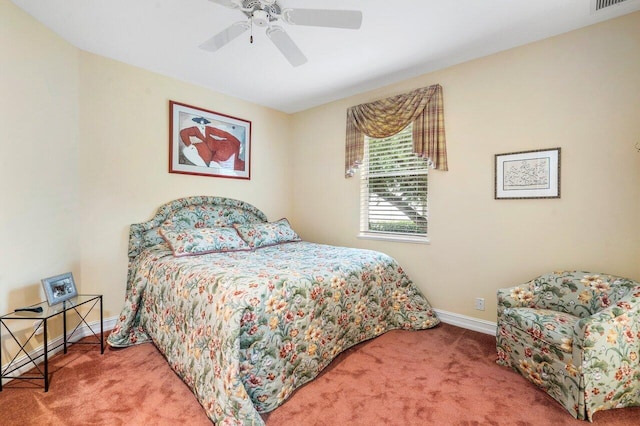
475,297,485,311
33,321,44,336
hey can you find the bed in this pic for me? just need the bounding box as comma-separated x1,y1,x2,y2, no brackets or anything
107,196,440,425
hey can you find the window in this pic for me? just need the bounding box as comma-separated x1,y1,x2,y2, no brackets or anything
360,123,429,242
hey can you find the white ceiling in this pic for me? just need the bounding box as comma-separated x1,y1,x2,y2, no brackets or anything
11,0,640,113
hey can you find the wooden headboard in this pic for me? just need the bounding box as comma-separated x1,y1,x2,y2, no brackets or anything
127,196,268,260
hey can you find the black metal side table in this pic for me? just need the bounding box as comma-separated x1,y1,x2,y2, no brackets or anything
0,294,103,391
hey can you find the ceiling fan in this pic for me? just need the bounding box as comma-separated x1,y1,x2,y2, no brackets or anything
201,0,363,67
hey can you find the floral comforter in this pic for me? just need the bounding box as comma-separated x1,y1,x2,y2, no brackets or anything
107,241,439,425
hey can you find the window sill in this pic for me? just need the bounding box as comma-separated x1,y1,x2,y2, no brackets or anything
357,232,430,245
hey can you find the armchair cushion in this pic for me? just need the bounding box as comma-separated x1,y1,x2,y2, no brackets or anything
502,308,577,353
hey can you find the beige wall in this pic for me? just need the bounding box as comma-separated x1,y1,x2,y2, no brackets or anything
0,0,80,316
291,12,640,321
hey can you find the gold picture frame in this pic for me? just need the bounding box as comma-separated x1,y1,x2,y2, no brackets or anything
495,148,561,199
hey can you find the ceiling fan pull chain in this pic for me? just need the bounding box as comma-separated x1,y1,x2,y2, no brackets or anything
250,18,253,44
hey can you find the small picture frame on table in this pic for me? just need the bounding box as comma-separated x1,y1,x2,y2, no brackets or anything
42,272,78,306
495,147,561,199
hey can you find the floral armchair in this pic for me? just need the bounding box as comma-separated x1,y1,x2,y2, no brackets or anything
496,271,640,421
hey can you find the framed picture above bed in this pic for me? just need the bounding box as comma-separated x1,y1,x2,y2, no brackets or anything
494,147,560,199
169,101,251,180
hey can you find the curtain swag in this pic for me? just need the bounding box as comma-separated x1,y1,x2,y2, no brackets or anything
345,84,447,177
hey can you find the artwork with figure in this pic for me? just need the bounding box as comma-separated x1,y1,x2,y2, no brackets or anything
169,101,251,179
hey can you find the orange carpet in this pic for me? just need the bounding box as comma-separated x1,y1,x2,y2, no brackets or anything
1,323,638,425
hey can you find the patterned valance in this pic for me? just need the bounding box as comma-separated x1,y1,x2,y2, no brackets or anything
345,84,447,177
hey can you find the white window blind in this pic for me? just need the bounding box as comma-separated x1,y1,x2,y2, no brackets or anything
360,123,429,238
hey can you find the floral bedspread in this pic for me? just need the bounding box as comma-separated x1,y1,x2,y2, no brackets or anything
107,241,439,425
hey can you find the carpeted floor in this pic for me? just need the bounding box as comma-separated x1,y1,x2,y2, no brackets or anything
0,323,638,425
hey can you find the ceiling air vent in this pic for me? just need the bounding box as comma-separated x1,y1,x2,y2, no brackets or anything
593,0,629,11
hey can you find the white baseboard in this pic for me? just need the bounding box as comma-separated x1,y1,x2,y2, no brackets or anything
434,309,497,336
1,316,118,387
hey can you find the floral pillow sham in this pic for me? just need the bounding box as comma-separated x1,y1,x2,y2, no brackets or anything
160,226,250,257
233,218,301,249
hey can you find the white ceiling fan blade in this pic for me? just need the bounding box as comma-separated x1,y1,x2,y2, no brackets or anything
208,0,241,9
282,9,362,29
266,26,307,67
200,22,250,52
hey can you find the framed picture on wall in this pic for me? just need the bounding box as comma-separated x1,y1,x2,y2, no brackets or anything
42,272,78,306
495,147,561,199
169,100,251,179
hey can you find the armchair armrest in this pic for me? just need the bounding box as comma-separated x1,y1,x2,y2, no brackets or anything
575,285,640,347
497,282,535,316
572,286,640,416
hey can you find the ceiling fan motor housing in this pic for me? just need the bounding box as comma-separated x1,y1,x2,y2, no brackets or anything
242,0,281,26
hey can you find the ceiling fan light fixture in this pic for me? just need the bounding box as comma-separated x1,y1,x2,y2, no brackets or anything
251,10,269,27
